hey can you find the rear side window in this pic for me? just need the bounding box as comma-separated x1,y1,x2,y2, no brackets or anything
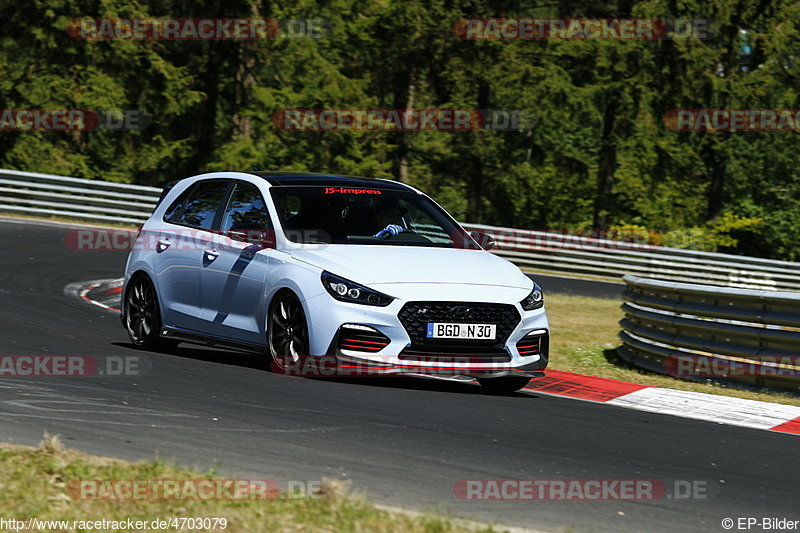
163,188,189,223
155,180,179,209
165,180,230,230
220,182,273,233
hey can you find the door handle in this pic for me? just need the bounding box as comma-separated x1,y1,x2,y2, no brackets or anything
228,230,248,242
156,239,171,252
204,250,220,262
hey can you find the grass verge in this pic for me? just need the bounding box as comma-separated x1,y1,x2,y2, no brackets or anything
546,293,800,407
0,435,516,533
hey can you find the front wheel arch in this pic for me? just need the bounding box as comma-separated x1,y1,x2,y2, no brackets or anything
266,289,310,373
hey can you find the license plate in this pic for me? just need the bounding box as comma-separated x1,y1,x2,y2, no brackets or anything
426,323,496,340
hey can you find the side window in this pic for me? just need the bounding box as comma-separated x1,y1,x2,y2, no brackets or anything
173,180,230,230
220,183,274,234
155,180,179,208
163,186,191,223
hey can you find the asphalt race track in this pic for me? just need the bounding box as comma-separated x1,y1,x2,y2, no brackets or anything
0,217,797,532
528,273,622,299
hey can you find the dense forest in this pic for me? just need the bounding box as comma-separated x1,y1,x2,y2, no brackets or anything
1,0,799,259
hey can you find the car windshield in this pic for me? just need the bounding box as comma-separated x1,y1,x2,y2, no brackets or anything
270,185,471,247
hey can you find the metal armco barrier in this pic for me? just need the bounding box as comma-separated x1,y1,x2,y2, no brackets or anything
619,274,800,392
1,169,799,290
461,223,800,291
0,169,160,224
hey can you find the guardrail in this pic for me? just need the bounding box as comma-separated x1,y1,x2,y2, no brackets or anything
461,223,800,291
1,169,799,290
0,169,161,224
619,274,800,392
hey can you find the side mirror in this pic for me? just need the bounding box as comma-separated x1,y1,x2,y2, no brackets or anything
470,231,496,251
228,229,276,249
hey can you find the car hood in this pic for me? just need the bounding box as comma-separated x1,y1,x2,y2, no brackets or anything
289,244,533,291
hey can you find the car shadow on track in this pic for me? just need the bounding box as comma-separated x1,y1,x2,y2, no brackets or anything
112,342,540,397
318,376,539,398
111,342,268,370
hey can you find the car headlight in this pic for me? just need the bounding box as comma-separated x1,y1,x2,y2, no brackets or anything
321,271,394,307
520,283,544,310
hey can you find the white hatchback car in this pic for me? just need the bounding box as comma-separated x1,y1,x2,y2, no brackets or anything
121,172,549,393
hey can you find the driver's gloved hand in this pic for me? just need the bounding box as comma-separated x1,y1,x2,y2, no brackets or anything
374,224,405,239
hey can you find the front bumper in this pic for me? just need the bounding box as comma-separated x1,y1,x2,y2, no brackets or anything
301,291,549,378
334,352,547,378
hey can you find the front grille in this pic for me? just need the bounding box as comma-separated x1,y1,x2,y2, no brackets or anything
398,301,521,349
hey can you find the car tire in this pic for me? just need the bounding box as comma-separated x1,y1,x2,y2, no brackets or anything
124,275,178,352
267,291,309,374
477,376,531,395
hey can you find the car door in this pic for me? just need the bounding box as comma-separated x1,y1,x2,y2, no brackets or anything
199,181,275,345
155,179,231,332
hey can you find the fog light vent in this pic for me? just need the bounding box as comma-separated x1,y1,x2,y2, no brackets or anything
337,324,390,353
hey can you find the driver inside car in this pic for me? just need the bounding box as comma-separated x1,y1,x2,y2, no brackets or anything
373,200,408,239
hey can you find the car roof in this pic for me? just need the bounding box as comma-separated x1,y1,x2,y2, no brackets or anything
245,171,411,191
